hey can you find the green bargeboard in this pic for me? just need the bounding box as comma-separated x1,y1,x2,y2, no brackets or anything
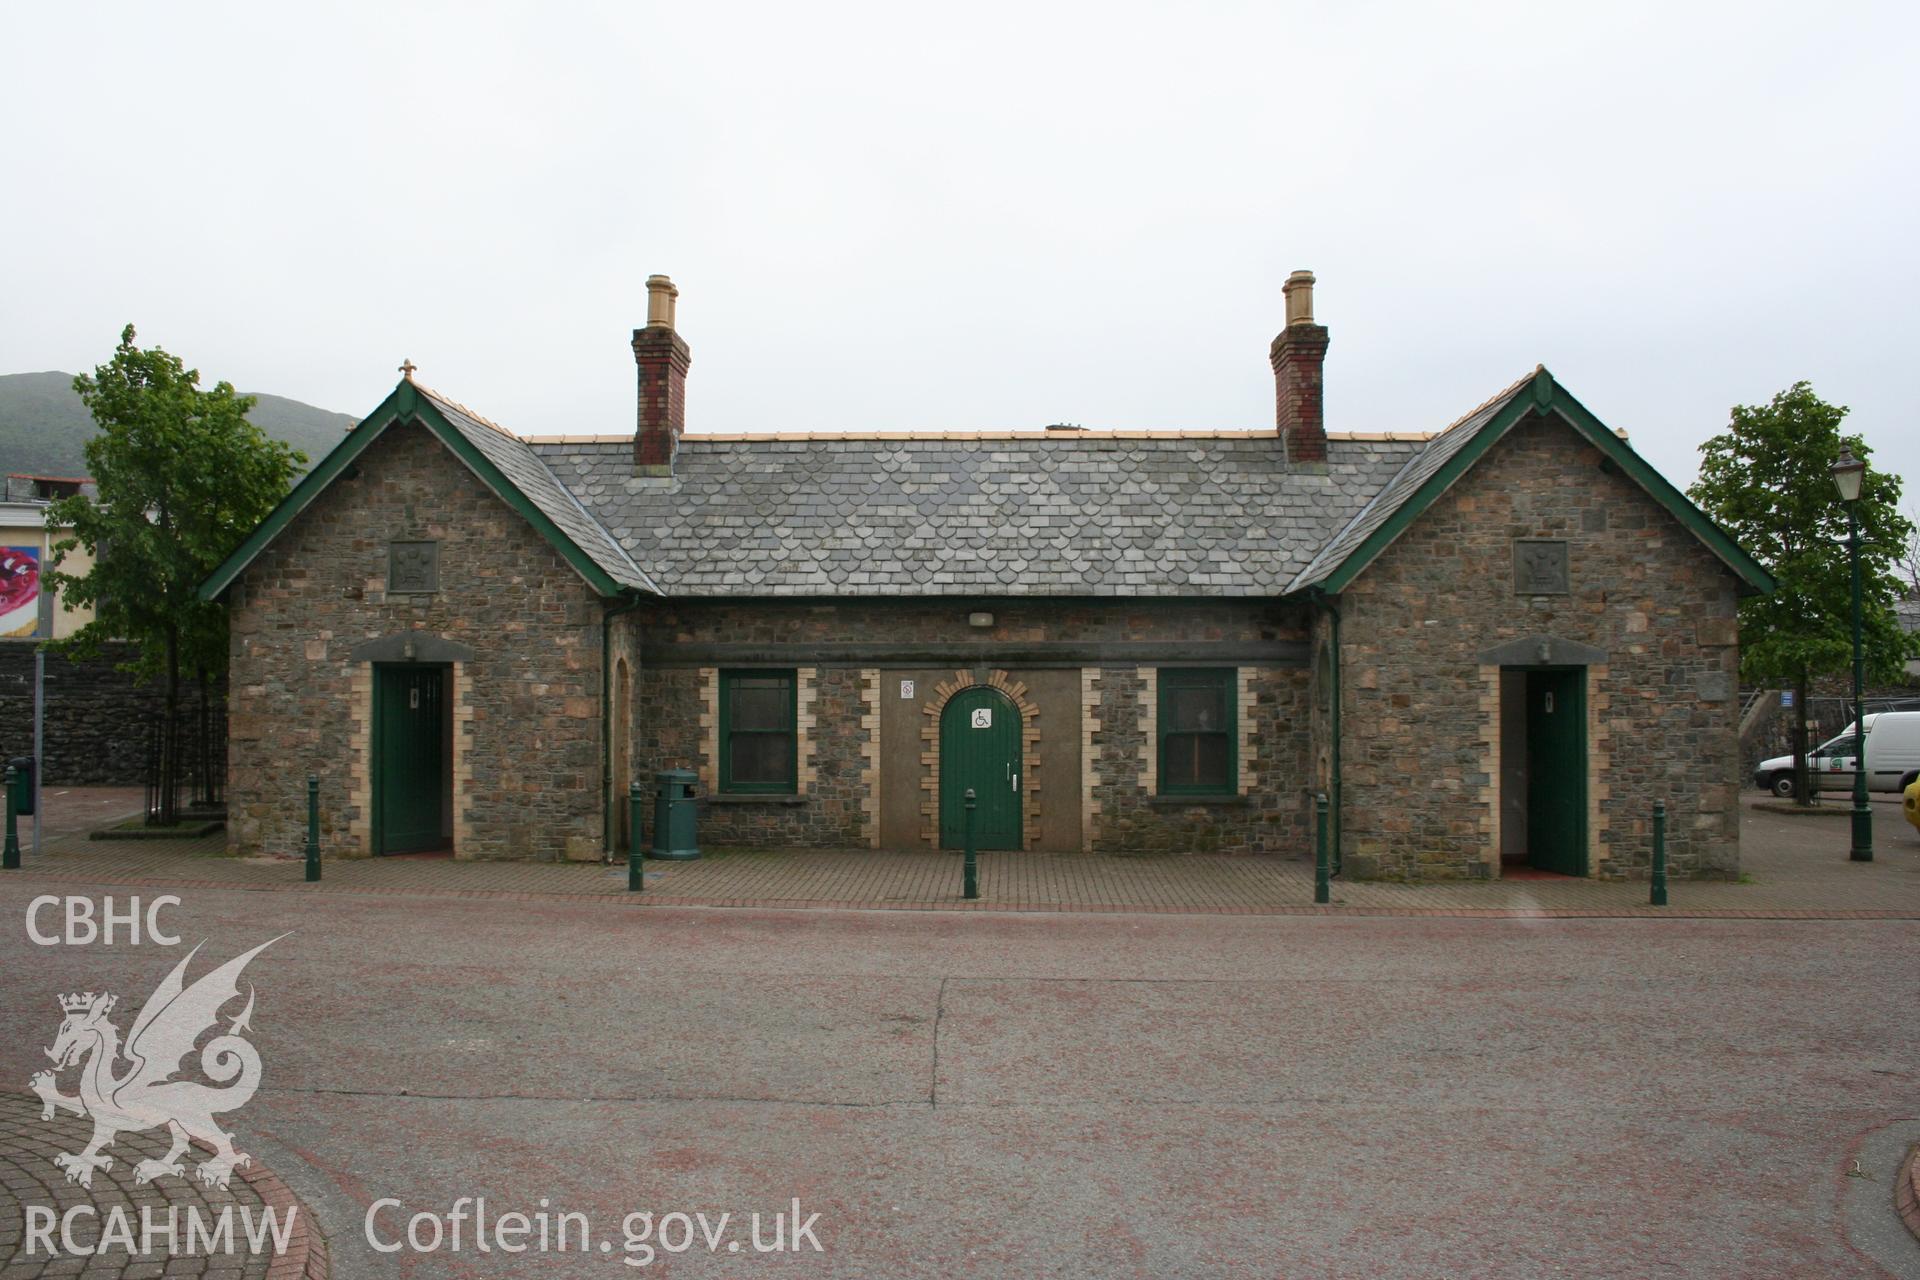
1524,668,1587,875
939,687,1022,850
375,665,447,854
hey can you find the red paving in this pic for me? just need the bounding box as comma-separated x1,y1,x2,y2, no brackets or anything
0,885,1910,1278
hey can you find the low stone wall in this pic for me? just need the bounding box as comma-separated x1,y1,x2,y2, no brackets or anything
0,640,210,785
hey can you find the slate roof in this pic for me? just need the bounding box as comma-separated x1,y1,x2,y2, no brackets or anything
415,387,659,594
533,433,1422,597
208,363,1773,605
1285,371,1536,593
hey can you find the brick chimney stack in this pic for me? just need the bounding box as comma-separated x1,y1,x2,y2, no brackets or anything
633,274,690,474
1270,270,1328,465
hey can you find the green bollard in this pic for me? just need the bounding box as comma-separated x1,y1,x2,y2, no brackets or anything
628,782,645,892
963,788,978,900
1650,799,1667,907
304,774,320,882
1314,792,1330,905
3,766,18,870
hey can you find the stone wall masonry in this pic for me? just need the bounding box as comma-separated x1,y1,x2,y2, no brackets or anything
225,421,606,861
634,600,1312,853
643,664,869,848
1336,413,1744,880
0,640,208,785
635,598,1305,650
1085,665,1310,854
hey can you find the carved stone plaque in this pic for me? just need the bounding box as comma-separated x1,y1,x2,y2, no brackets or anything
1513,540,1569,595
389,541,439,593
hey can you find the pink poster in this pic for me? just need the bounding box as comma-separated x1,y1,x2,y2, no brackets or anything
0,546,40,637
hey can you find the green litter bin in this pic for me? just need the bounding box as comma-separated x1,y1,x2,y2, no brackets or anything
8,756,33,817
650,768,700,861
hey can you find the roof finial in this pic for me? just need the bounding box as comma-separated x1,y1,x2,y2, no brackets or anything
399,359,418,381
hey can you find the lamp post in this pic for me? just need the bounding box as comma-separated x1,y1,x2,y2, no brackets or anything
1831,445,1872,862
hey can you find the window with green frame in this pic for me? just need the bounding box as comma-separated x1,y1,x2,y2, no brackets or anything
719,670,797,793
1159,668,1236,795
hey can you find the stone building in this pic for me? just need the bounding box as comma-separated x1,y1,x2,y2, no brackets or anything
202,273,1772,878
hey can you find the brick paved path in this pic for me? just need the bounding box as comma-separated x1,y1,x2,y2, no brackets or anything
4,794,1916,919
0,1092,326,1278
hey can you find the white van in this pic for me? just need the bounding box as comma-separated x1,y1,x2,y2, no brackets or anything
1753,711,1920,796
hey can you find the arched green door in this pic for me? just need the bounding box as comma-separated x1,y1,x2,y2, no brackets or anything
939,687,1022,850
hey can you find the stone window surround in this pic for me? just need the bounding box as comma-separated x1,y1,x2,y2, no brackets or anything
918,669,1042,849
1238,668,1256,797
1153,666,1242,798
1139,667,1256,803
697,667,818,802
1079,668,1100,852
1138,668,1156,797
858,668,880,848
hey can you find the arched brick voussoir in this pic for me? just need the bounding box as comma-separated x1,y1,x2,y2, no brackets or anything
918,668,1043,849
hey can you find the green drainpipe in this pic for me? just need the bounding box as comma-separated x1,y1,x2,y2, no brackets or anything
601,591,646,858
1310,588,1343,875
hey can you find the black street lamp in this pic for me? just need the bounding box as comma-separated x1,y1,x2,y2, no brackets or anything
1831,445,1872,861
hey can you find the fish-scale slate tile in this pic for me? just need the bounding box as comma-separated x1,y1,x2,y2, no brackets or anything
531,434,1424,598
418,388,659,594
1285,374,1532,593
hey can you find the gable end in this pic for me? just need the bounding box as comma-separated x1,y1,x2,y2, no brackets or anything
200,381,651,602
1301,371,1774,598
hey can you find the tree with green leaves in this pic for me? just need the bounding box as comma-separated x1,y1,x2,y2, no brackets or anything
44,325,304,824
1689,382,1915,805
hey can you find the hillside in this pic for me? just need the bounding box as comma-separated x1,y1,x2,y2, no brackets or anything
0,371,354,479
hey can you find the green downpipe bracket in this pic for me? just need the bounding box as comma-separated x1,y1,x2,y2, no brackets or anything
602,592,646,858
1308,588,1344,877
1329,601,1343,875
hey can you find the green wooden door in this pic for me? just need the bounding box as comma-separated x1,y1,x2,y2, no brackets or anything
375,665,447,854
939,688,1022,850
1525,669,1586,875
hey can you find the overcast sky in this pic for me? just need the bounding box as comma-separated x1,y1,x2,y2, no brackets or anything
3,2,1915,495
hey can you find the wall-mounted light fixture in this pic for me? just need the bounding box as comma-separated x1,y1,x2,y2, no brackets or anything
402,638,417,661
968,612,994,629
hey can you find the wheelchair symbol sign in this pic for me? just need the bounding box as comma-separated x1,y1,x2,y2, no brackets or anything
971,708,992,729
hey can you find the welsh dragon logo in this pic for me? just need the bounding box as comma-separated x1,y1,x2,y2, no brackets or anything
28,937,283,1190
